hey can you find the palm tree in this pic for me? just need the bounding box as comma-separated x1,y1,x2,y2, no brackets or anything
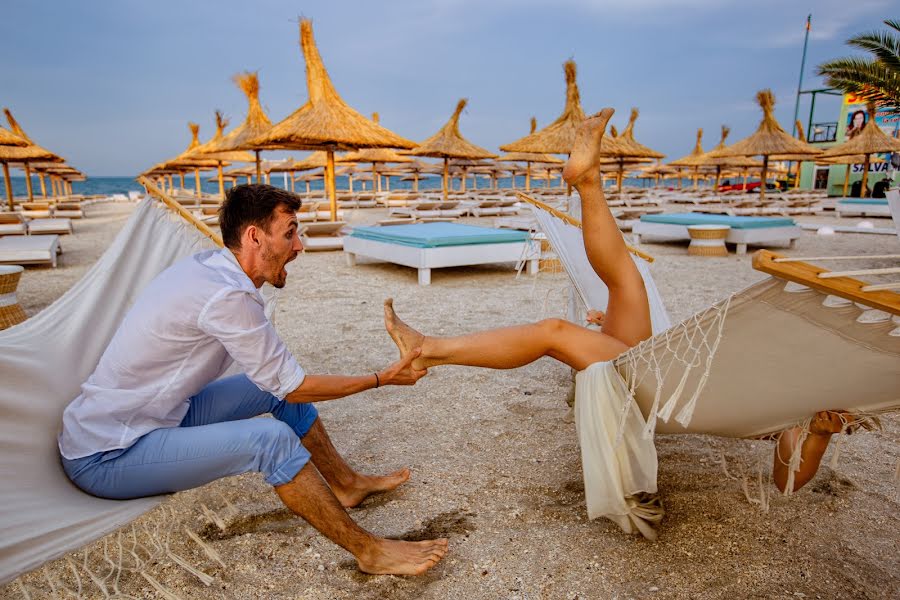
818,18,900,111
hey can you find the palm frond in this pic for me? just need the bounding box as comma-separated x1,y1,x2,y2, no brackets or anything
819,57,900,110
847,29,900,71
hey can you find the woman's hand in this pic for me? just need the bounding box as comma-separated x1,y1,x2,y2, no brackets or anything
585,310,605,327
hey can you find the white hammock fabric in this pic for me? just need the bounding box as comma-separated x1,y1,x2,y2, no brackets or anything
529,202,900,539
0,200,216,585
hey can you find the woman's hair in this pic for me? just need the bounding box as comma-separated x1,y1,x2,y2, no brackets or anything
849,110,866,129
219,184,302,250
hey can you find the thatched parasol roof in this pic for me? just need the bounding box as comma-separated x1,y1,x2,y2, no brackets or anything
608,108,664,159
206,72,274,153
819,103,900,158
162,123,219,170
709,90,821,158
669,129,706,167
341,113,415,164
701,126,763,168
189,111,255,163
0,126,27,147
0,109,61,163
408,99,496,159
248,20,415,152
497,118,565,164
292,151,350,171
500,61,589,154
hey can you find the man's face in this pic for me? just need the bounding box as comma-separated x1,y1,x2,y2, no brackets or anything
258,206,302,289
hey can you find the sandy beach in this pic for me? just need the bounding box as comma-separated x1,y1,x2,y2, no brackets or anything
3,199,899,599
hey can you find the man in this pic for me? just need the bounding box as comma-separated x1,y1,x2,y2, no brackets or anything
59,184,447,576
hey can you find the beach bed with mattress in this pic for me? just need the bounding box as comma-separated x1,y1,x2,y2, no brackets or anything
0,235,60,267
836,198,891,217
344,222,539,285
632,212,801,254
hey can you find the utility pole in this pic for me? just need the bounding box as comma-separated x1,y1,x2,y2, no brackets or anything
792,14,812,138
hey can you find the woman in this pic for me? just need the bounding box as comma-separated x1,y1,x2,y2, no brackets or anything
384,109,849,494
846,109,866,139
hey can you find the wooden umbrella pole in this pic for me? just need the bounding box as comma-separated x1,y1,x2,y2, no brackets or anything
255,151,262,183
714,166,721,194
443,157,449,200
217,162,225,199
179,172,185,190
371,162,378,194
860,153,871,198
516,192,654,263
2,162,13,210
290,171,296,193
23,163,34,201
137,176,224,247
759,155,769,201
38,173,47,198
843,164,851,197
194,168,202,197
525,162,531,191
414,172,419,193
326,150,337,221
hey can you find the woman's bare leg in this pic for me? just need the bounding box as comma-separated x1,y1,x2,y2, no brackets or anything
564,109,652,347
383,109,649,372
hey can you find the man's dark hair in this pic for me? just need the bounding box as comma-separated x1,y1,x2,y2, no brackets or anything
219,184,302,250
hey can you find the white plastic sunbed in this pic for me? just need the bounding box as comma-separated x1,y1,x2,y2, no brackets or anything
301,221,346,251
27,218,73,236
344,222,539,285
0,234,60,267
632,212,801,254
0,214,27,236
835,198,892,217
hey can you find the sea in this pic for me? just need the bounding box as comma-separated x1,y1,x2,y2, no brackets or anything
3,174,699,198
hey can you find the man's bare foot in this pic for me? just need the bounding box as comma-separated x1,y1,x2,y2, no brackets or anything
357,537,449,576
384,298,426,364
562,107,615,187
333,468,411,508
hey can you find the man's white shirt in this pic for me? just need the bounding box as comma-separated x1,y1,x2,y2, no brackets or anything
59,248,305,459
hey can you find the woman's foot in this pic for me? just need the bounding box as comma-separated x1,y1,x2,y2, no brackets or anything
562,108,615,187
333,468,411,509
384,299,426,367
357,537,449,576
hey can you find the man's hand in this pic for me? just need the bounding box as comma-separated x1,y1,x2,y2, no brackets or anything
378,348,427,386
585,309,605,327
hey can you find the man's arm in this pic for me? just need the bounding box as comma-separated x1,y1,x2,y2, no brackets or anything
285,349,426,404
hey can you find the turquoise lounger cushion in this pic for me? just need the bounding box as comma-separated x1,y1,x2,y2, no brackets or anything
350,222,529,248
639,212,795,229
838,199,889,206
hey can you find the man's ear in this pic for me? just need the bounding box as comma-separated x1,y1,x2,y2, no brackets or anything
244,224,261,248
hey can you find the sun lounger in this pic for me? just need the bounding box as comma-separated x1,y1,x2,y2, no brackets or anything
19,203,52,219
0,214,27,236
52,202,84,219
836,198,891,217
390,200,444,220
301,221,346,251
27,218,72,235
344,222,539,285
888,190,900,240
0,234,60,267
632,212,801,254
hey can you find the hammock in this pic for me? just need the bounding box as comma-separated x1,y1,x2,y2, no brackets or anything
526,198,900,540
0,200,216,585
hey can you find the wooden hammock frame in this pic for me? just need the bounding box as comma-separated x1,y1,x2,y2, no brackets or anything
137,176,224,248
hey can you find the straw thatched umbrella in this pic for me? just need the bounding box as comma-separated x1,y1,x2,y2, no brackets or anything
3,109,64,203
340,114,413,193
0,126,27,147
247,20,415,220
602,108,664,192
0,111,61,208
394,159,441,192
668,128,708,190
708,90,821,200
203,72,274,182
818,153,886,197
408,98,496,198
496,117,564,190
817,103,900,198
162,123,220,197
189,111,255,198
687,126,763,192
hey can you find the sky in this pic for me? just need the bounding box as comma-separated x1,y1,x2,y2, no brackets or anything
1,0,893,176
